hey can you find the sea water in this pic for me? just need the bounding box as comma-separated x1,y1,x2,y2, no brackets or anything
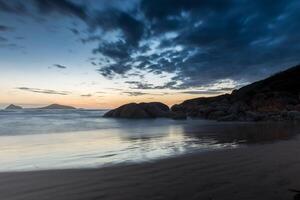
0,109,299,171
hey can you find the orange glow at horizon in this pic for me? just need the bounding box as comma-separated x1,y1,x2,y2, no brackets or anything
0,90,218,109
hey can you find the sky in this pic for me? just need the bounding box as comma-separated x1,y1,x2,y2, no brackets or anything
1,0,300,109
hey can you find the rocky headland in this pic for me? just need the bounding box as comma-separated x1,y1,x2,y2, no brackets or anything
105,65,300,121
172,65,300,121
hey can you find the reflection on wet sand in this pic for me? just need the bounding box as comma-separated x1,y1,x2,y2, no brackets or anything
183,121,300,144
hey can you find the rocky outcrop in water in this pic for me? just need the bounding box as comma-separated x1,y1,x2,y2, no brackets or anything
171,65,300,121
5,104,23,110
104,102,186,119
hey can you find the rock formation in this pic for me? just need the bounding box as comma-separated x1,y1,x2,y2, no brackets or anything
171,65,300,121
104,102,186,119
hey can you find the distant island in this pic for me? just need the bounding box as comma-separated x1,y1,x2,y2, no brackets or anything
105,64,300,121
5,104,23,110
3,104,76,110
38,104,76,109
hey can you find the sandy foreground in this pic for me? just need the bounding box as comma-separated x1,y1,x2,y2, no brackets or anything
0,138,300,200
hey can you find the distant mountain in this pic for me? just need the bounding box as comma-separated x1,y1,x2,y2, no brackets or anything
171,65,300,121
5,104,23,110
39,104,76,109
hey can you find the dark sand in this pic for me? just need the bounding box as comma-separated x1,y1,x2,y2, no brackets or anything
1,138,300,200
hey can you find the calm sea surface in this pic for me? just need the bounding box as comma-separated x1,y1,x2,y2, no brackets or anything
0,109,299,172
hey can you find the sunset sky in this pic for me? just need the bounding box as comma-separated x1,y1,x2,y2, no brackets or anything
1,0,300,108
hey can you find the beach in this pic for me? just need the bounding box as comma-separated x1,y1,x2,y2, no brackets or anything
2,1,300,199
1,136,300,200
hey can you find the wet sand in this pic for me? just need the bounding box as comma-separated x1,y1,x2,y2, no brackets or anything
0,138,300,200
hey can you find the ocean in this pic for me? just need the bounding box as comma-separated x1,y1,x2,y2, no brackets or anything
0,109,299,172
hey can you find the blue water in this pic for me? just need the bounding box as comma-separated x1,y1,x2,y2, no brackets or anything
0,109,298,172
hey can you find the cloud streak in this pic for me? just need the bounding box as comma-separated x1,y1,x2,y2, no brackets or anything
16,87,70,95
53,64,67,69
81,94,92,97
123,91,149,96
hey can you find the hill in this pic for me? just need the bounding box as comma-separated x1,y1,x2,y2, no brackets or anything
39,104,76,109
5,104,23,110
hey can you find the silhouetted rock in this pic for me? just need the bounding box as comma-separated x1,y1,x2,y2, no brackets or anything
104,103,151,118
5,104,22,110
39,104,76,109
285,111,300,120
170,111,187,120
295,104,300,111
289,189,300,200
104,102,186,119
171,65,300,121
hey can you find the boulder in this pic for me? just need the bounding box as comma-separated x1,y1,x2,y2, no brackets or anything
103,102,180,119
139,102,170,117
104,103,150,118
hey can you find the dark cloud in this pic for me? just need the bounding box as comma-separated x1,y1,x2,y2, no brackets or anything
32,0,87,20
126,81,154,89
0,0,27,14
140,0,232,20
16,87,70,95
92,9,144,46
32,0,144,48
80,35,101,44
5,0,300,90
91,61,97,66
125,80,186,90
93,41,131,60
0,25,13,32
69,27,80,35
97,60,132,78
29,0,146,77
93,0,300,89
53,64,67,69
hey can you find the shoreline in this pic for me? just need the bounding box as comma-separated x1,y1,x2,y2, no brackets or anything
0,143,241,173
1,137,300,200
